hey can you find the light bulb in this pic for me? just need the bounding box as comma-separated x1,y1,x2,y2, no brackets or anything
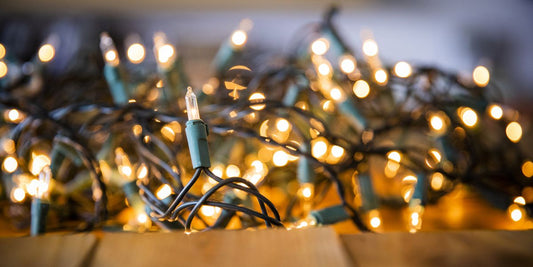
2,156,18,173
353,80,370,99
339,54,356,74
488,104,503,120
100,32,119,66
115,147,134,180
506,122,522,143
473,65,490,87
0,61,7,79
37,166,51,200
362,39,378,57
394,61,412,78
127,43,145,64
231,30,247,48
311,38,329,56
0,43,5,59
156,184,172,200
186,87,201,120
153,32,176,69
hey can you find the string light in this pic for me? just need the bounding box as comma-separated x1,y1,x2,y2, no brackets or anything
231,30,247,48
430,172,445,191
276,118,290,132
0,43,5,59
353,80,370,99
362,39,378,57
473,65,490,87
488,104,503,120
505,122,522,143
0,61,7,78
38,44,55,63
11,187,26,203
226,164,241,177
393,61,412,78
273,150,289,167
522,161,533,178
374,69,388,85
458,107,478,127
2,156,18,173
156,184,172,200
339,55,356,74
127,43,146,64
249,93,266,110
513,196,526,205
508,204,523,222
311,38,329,56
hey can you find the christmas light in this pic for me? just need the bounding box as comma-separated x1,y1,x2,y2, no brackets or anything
127,43,146,64
311,38,329,56
0,61,7,78
374,68,388,84
2,156,18,173
353,80,370,99
473,65,490,87
506,122,522,143
393,61,412,78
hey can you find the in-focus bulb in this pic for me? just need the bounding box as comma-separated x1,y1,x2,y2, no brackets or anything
185,87,201,120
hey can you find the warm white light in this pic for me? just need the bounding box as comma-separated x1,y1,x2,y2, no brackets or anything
300,183,314,200
473,65,490,87
430,172,444,191
100,33,119,66
353,80,370,99
137,164,148,179
0,44,5,59
231,30,247,47
508,204,523,222
311,38,329,56
273,151,289,167
394,61,412,78
276,118,290,132
105,50,117,63
506,122,522,143
362,39,378,57
226,164,241,177
11,187,26,202
387,151,401,163
429,115,444,131
522,161,533,178
2,156,17,173
514,196,526,206
38,44,55,63
249,93,266,110
132,124,143,137
339,55,356,74
185,87,201,121
488,105,503,120
7,109,23,123
331,145,345,158
318,63,331,76
374,69,388,84
0,61,7,78
156,184,172,200
30,154,51,176
459,107,478,127
212,164,224,178
158,44,174,64
127,43,145,64
429,149,442,163
329,88,344,101
369,210,381,229
137,213,148,224
312,141,328,159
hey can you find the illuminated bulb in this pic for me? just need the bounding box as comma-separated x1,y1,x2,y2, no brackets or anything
312,141,328,159
473,65,490,87
212,164,224,178
321,100,334,112
132,124,143,136
506,122,522,143
514,196,526,206
374,69,388,84
115,147,133,180
353,80,370,99
127,43,145,64
409,209,423,233
30,154,51,176
317,63,331,76
226,164,241,177
0,43,5,59
387,151,401,163
153,32,175,68
362,39,378,57
137,164,148,179
100,33,119,66
368,210,381,229
185,87,201,120
488,105,503,120
522,161,533,178
339,55,356,74
508,204,523,222
251,160,265,173
329,88,344,102
394,61,412,78
331,145,344,158
36,166,52,200
137,213,148,224
0,61,7,78
231,30,247,47
311,38,329,56
276,118,290,132
3,156,18,173
38,44,55,63
27,179,39,196
430,172,444,191
161,125,176,142
11,187,26,203
429,149,442,163
249,93,266,110
273,151,289,167
2,139,15,154
459,107,478,127
156,184,172,200
300,183,314,201
6,109,24,123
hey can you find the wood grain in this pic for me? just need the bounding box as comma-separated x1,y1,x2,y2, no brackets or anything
91,227,351,267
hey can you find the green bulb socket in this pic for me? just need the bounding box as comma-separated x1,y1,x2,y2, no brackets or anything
310,204,350,225
185,120,211,169
31,198,49,236
104,64,128,105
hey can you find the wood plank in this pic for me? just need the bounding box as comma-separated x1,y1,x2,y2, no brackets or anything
0,233,98,267
341,230,533,267
91,227,351,267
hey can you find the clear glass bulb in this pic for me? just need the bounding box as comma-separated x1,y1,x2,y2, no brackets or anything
186,87,201,120
37,166,51,200
100,32,119,66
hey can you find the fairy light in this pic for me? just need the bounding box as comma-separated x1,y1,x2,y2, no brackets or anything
5,109,24,123
505,122,522,143
311,140,328,159
473,65,490,87
30,153,51,176
362,39,378,57
522,161,533,178
508,204,523,222
321,100,335,112
27,179,39,196
11,187,26,203
137,164,148,179
317,63,331,76
276,118,290,132
458,107,478,127
0,43,5,59
0,61,7,78
353,80,370,99
488,105,503,120
2,156,18,173
115,147,133,180
330,145,345,158
374,69,388,85
127,43,145,64
153,32,175,69
394,61,412,78
226,164,241,177
514,196,526,205
249,93,266,110
369,210,382,229
329,87,344,102
273,150,289,167
160,125,176,142
156,184,172,200
430,172,444,191
2,139,15,154
38,44,55,63
230,30,247,48
137,213,148,224
132,124,143,137
339,55,356,74
311,38,329,56
387,151,401,163
100,33,119,66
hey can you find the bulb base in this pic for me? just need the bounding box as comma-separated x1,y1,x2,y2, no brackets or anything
185,120,211,169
